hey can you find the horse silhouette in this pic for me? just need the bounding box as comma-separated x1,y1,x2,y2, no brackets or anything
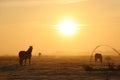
95,53,102,63
19,46,33,66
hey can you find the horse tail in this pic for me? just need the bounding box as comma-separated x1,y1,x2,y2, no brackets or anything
19,52,23,65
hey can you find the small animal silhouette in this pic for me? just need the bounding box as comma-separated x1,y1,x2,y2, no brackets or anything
38,52,42,57
19,46,33,66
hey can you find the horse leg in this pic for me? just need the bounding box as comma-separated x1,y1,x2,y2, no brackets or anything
101,57,102,63
95,57,97,62
24,59,26,66
19,58,21,65
29,58,31,65
21,59,24,65
19,58,23,66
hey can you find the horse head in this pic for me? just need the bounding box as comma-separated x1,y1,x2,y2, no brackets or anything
26,46,33,53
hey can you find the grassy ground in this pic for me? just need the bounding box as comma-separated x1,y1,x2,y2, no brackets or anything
0,55,120,80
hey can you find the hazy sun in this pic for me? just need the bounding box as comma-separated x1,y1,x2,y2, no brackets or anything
57,19,80,36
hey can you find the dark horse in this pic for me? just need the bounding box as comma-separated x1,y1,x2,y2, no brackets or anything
19,46,33,66
95,53,103,63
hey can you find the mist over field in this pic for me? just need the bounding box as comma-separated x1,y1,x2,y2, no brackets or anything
0,55,120,80
0,0,120,79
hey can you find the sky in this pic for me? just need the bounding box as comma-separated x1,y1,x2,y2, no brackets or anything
0,0,120,55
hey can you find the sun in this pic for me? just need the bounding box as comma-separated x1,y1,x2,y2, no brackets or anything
57,19,80,36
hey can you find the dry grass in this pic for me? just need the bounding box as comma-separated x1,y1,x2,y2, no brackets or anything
0,55,120,80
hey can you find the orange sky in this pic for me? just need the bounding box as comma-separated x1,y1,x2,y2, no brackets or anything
0,0,120,55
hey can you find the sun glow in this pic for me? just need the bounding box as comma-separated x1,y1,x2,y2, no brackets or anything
57,19,80,36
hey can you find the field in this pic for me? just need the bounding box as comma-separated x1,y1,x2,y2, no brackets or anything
0,55,120,80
